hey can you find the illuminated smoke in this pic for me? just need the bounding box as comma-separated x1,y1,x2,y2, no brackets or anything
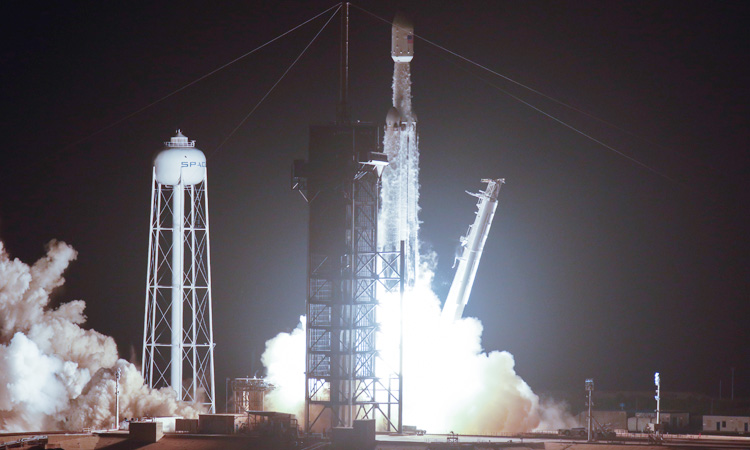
377,263,541,434
0,240,201,432
260,261,575,433
261,317,306,418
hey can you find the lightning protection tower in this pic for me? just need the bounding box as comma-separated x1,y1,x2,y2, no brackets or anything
142,130,216,412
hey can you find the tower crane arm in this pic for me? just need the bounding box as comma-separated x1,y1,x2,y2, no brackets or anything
441,178,504,321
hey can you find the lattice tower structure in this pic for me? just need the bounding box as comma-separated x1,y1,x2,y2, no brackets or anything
142,131,216,412
230,378,272,413
293,123,403,433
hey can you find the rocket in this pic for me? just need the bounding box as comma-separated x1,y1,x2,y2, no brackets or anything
390,12,414,117
380,12,420,285
392,12,414,63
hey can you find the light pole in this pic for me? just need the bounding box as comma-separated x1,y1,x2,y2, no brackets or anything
115,368,121,430
585,378,594,441
654,372,661,436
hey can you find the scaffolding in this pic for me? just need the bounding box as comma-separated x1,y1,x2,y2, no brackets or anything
229,377,273,413
294,123,402,433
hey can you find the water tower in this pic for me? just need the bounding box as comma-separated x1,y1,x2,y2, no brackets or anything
142,130,216,412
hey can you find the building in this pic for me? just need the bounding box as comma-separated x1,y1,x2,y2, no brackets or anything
703,415,750,434
578,410,628,431
628,412,690,432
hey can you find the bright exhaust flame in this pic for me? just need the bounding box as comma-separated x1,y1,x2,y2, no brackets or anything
261,259,575,433
0,240,202,432
377,268,542,433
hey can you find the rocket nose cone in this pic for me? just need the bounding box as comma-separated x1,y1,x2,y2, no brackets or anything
393,11,413,31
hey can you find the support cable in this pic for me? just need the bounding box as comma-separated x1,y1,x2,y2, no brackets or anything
210,4,342,155
60,3,341,153
351,4,682,186
351,5,620,126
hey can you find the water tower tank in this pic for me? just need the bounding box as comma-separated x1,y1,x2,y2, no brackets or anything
154,130,206,186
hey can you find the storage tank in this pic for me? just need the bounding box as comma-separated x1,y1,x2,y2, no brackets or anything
154,130,206,186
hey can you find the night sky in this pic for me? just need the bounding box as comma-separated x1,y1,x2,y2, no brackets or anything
1,1,747,408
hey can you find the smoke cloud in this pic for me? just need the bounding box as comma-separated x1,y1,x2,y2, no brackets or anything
0,240,202,432
262,318,306,418
260,256,575,434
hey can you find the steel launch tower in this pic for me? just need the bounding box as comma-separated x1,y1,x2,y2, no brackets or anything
381,12,420,286
292,3,404,433
142,131,216,412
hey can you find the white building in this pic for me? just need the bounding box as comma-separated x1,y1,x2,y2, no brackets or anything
628,412,690,432
703,415,750,434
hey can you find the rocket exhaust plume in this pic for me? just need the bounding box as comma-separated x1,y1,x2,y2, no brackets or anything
0,240,202,432
261,265,575,433
261,11,575,434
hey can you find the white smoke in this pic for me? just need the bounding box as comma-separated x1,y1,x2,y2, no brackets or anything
262,318,306,418
0,240,202,432
260,255,575,434
378,259,544,434
537,398,579,430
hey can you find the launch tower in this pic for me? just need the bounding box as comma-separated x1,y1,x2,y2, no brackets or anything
142,131,216,412
292,3,404,433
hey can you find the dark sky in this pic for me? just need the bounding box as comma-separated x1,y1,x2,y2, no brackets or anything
1,1,747,408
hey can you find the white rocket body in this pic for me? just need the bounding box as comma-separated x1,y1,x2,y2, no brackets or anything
381,12,420,285
391,13,414,63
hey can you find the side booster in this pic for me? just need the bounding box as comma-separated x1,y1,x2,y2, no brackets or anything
441,179,505,321
392,12,414,62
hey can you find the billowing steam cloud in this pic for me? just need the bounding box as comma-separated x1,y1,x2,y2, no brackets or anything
261,257,575,434
0,240,201,432
262,318,306,418
379,266,541,434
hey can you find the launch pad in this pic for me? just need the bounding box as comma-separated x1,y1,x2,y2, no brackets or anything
5,430,750,450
